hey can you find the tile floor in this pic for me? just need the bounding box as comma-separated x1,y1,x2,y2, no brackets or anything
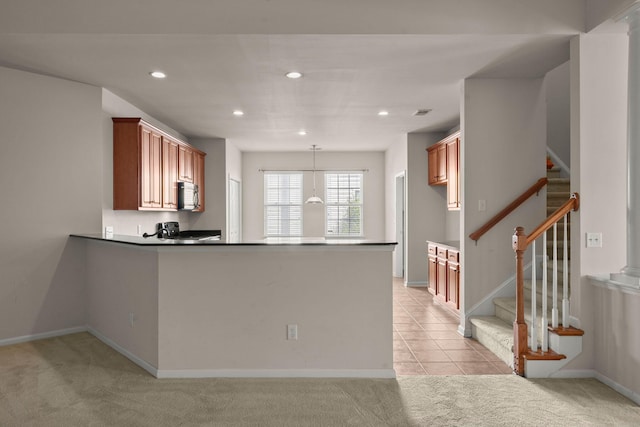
393,278,513,375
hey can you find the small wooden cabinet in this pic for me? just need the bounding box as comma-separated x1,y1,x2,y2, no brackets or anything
427,143,447,185
446,138,460,210
178,145,194,183
427,131,461,210
427,241,461,314
113,117,206,211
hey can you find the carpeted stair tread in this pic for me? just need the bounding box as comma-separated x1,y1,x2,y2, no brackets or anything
470,316,513,368
492,297,562,334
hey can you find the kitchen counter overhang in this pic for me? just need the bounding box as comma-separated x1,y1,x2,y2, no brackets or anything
72,234,397,379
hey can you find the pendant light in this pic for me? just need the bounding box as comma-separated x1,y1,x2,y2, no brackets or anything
305,145,324,204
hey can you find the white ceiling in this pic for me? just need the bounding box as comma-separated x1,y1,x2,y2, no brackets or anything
0,1,587,151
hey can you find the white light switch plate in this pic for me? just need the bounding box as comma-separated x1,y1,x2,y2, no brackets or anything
586,232,602,248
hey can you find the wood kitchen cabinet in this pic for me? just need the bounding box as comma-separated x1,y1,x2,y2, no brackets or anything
427,143,447,185
427,131,461,210
162,136,179,209
446,137,460,210
179,145,194,183
428,243,438,295
426,241,461,315
113,117,206,211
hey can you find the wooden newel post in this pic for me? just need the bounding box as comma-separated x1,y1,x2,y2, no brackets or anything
512,226,528,376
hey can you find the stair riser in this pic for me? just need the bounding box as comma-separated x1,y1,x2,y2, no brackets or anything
494,304,562,343
471,323,514,368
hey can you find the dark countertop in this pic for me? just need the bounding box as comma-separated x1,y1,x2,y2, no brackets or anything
426,240,460,251
71,234,398,247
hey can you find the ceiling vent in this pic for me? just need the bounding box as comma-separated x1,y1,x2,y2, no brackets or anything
413,109,432,116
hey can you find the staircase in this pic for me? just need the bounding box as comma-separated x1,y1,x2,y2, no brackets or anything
470,168,579,376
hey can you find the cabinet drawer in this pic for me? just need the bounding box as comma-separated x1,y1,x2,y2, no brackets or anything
428,244,437,255
437,247,448,258
448,251,459,263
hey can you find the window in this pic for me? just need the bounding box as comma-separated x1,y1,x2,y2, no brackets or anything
264,172,303,236
325,172,363,236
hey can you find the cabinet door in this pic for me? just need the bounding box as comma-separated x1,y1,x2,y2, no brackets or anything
447,261,460,310
179,145,194,183
428,253,438,294
140,125,163,208
437,144,447,182
446,138,460,210
193,151,205,212
427,147,439,185
162,137,179,209
437,256,448,298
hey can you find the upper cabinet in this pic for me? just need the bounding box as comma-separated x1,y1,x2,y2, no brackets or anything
427,131,461,210
427,143,447,185
113,118,206,211
178,145,194,183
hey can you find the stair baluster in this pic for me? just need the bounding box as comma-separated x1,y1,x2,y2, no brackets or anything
562,214,569,327
512,193,580,376
542,231,549,352
530,240,538,351
552,223,559,328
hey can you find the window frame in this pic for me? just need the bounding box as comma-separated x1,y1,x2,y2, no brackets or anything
263,171,304,237
324,171,364,237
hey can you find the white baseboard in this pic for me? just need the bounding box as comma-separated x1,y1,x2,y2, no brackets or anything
0,326,87,347
551,369,640,406
595,371,640,406
87,327,159,378
156,369,396,379
405,281,428,287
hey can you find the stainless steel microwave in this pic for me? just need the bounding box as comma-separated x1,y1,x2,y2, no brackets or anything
178,182,199,210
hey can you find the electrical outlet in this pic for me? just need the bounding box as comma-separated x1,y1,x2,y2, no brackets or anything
586,232,603,248
105,226,114,239
287,324,298,340
137,224,143,235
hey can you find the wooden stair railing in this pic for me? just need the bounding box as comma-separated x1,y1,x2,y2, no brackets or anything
469,177,548,242
512,193,581,376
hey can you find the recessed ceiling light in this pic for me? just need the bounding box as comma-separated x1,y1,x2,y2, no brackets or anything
286,71,303,79
298,130,307,136
233,110,244,116
378,110,389,116
149,71,166,79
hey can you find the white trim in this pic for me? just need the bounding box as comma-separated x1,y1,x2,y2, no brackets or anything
463,260,534,322
0,326,87,347
156,369,396,379
595,371,640,406
87,327,159,378
568,315,581,329
405,280,428,287
550,369,596,379
546,146,570,178
457,324,471,337
550,369,640,405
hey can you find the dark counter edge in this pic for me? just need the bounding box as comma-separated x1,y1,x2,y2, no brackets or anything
71,234,398,247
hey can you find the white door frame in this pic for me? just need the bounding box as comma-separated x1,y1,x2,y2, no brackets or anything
394,171,407,279
228,176,242,243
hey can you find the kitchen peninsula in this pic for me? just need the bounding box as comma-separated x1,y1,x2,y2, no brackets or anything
72,234,396,378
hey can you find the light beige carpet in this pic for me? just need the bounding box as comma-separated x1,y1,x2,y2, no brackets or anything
1,333,639,426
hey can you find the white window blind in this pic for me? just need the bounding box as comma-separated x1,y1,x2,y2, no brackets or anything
264,172,303,236
325,172,363,236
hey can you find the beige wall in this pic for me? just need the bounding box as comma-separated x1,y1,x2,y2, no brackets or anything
461,78,547,328
568,34,631,389
242,151,385,240
189,138,227,236
157,246,393,375
0,66,102,341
